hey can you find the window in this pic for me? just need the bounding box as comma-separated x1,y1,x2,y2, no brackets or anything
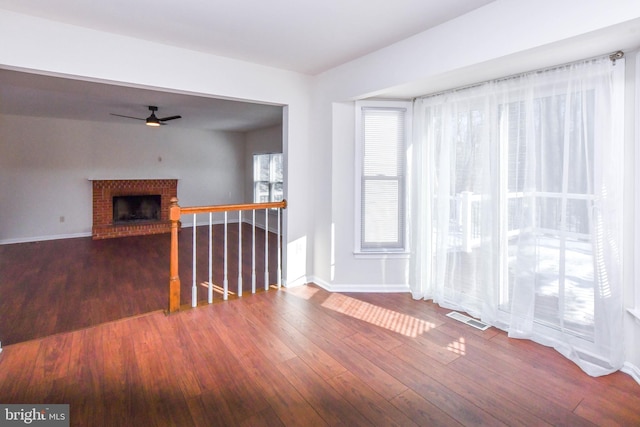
355,101,411,252
253,153,283,204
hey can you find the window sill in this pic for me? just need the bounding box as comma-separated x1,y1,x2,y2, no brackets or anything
354,251,410,259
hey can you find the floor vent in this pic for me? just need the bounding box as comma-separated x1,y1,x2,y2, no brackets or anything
446,311,490,331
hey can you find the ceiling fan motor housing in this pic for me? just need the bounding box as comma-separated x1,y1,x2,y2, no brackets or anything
146,106,160,126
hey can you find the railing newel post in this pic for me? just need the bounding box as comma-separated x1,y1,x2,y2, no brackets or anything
169,197,182,313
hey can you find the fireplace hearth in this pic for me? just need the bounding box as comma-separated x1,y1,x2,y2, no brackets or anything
91,179,178,239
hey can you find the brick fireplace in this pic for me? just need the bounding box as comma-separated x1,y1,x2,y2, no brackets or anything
91,179,178,239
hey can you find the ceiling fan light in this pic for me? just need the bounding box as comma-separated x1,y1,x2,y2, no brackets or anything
146,113,160,127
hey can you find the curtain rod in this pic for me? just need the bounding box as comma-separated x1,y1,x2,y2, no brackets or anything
414,50,624,101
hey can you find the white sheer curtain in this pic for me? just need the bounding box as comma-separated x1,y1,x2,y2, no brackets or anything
410,56,625,376
410,86,499,318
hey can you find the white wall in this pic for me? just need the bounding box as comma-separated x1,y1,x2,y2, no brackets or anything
0,9,312,286
0,114,246,242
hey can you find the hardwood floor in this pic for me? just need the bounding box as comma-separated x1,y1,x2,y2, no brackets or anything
0,224,279,344
0,284,638,426
1,234,639,425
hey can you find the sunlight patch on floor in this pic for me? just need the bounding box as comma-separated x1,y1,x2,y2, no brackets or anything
285,285,321,300
199,282,236,296
321,293,437,338
447,337,466,356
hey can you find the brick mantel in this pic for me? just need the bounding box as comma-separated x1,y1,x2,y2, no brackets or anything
91,179,178,239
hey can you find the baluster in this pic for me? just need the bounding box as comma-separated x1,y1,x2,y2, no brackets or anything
277,207,282,288
208,212,213,304
264,208,269,290
192,213,197,308
223,211,228,300
252,209,256,294
238,211,243,297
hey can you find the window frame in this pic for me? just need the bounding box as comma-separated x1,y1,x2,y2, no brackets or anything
354,100,412,255
253,153,283,204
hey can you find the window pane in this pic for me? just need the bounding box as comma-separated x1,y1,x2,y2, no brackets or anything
362,179,401,246
255,182,270,203
504,102,527,193
363,109,404,177
271,182,283,202
255,154,270,182
272,153,283,182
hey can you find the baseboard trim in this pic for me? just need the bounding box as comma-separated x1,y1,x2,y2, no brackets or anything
283,275,308,288
308,277,410,293
0,232,92,245
0,217,279,245
622,361,640,386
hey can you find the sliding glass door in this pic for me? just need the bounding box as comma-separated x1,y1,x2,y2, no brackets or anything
502,92,596,341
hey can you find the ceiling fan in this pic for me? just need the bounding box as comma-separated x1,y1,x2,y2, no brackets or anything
110,105,182,127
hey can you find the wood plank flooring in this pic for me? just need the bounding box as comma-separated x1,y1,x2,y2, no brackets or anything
0,284,638,426
0,224,279,344
1,233,639,426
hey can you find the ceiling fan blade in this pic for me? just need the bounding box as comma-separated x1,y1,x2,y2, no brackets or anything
110,113,145,120
159,115,182,122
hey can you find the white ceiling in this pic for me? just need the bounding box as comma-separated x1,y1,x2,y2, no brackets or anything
0,69,285,132
0,0,495,75
0,0,496,131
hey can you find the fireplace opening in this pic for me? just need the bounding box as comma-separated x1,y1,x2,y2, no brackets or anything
113,195,161,224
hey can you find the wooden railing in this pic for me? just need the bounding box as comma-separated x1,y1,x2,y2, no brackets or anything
169,197,287,313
